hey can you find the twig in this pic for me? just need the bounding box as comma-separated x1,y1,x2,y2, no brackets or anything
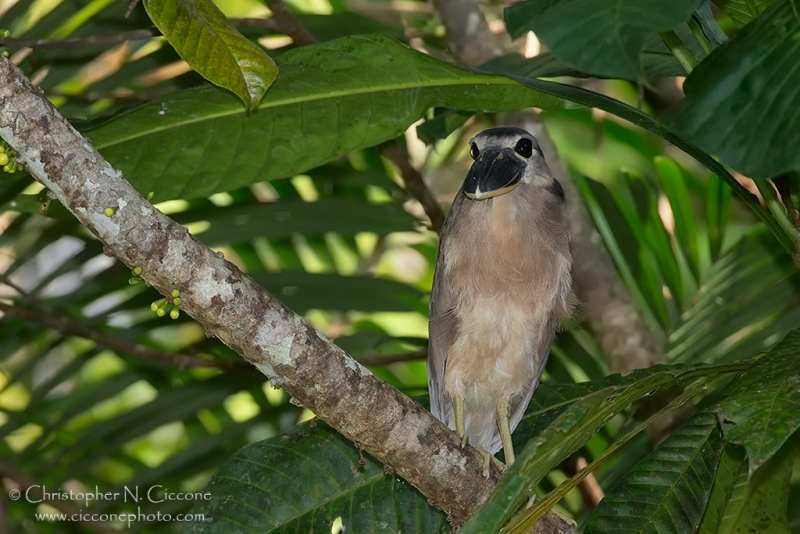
263,0,316,46
0,18,280,51
381,142,446,233
0,29,156,50
0,272,242,369
0,301,244,369
229,17,281,31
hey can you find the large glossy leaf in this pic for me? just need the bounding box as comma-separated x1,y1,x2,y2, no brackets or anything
181,420,449,533
142,0,278,110
713,437,796,534
84,35,565,202
716,329,800,476
697,445,747,534
666,0,800,179
503,0,701,79
584,409,723,533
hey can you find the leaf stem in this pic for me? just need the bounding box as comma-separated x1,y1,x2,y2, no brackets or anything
754,178,800,266
688,18,714,56
659,30,697,74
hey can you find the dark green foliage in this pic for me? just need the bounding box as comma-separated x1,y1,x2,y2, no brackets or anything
1,0,799,533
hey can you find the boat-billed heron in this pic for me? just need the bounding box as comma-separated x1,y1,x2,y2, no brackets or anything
428,127,573,474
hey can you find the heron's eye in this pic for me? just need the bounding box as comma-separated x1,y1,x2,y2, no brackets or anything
470,143,480,160
515,138,533,158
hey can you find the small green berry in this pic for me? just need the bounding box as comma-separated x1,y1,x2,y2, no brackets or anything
104,207,115,217
151,298,166,312
128,277,143,285
0,154,7,166
133,266,142,276
172,297,181,306
156,307,166,317
171,289,180,298
146,191,155,201
170,308,180,320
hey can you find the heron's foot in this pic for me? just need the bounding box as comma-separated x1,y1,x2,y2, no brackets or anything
476,447,506,478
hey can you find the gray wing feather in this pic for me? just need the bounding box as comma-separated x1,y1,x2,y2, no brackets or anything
427,196,463,426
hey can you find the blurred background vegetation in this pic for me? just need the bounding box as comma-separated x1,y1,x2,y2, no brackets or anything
0,0,799,532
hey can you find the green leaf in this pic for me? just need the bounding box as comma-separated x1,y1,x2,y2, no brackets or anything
667,229,800,365
716,329,800,476
57,372,264,478
142,0,278,110
666,0,800,179
714,437,795,534
506,378,708,533
481,33,694,80
174,198,417,245
503,0,701,79
584,409,723,533
250,271,423,313
575,175,664,333
462,362,752,533
84,35,565,202
712,0,773,27
705,173,730,261
181,420,448,533
655,156,711,279
697,444,747,534
416,109,474,145
506,76,797,256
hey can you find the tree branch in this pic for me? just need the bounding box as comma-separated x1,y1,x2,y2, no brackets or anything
0,55,500,527
432,0,504,67
381,142,446,233
262,0,316,46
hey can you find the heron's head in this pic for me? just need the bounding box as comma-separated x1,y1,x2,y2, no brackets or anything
463,127,544,201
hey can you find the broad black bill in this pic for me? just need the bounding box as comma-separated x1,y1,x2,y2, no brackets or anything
463,148,524,200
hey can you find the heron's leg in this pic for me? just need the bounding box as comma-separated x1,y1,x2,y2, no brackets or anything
497,396,515,467
453,394,468,447
476,447,506,478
